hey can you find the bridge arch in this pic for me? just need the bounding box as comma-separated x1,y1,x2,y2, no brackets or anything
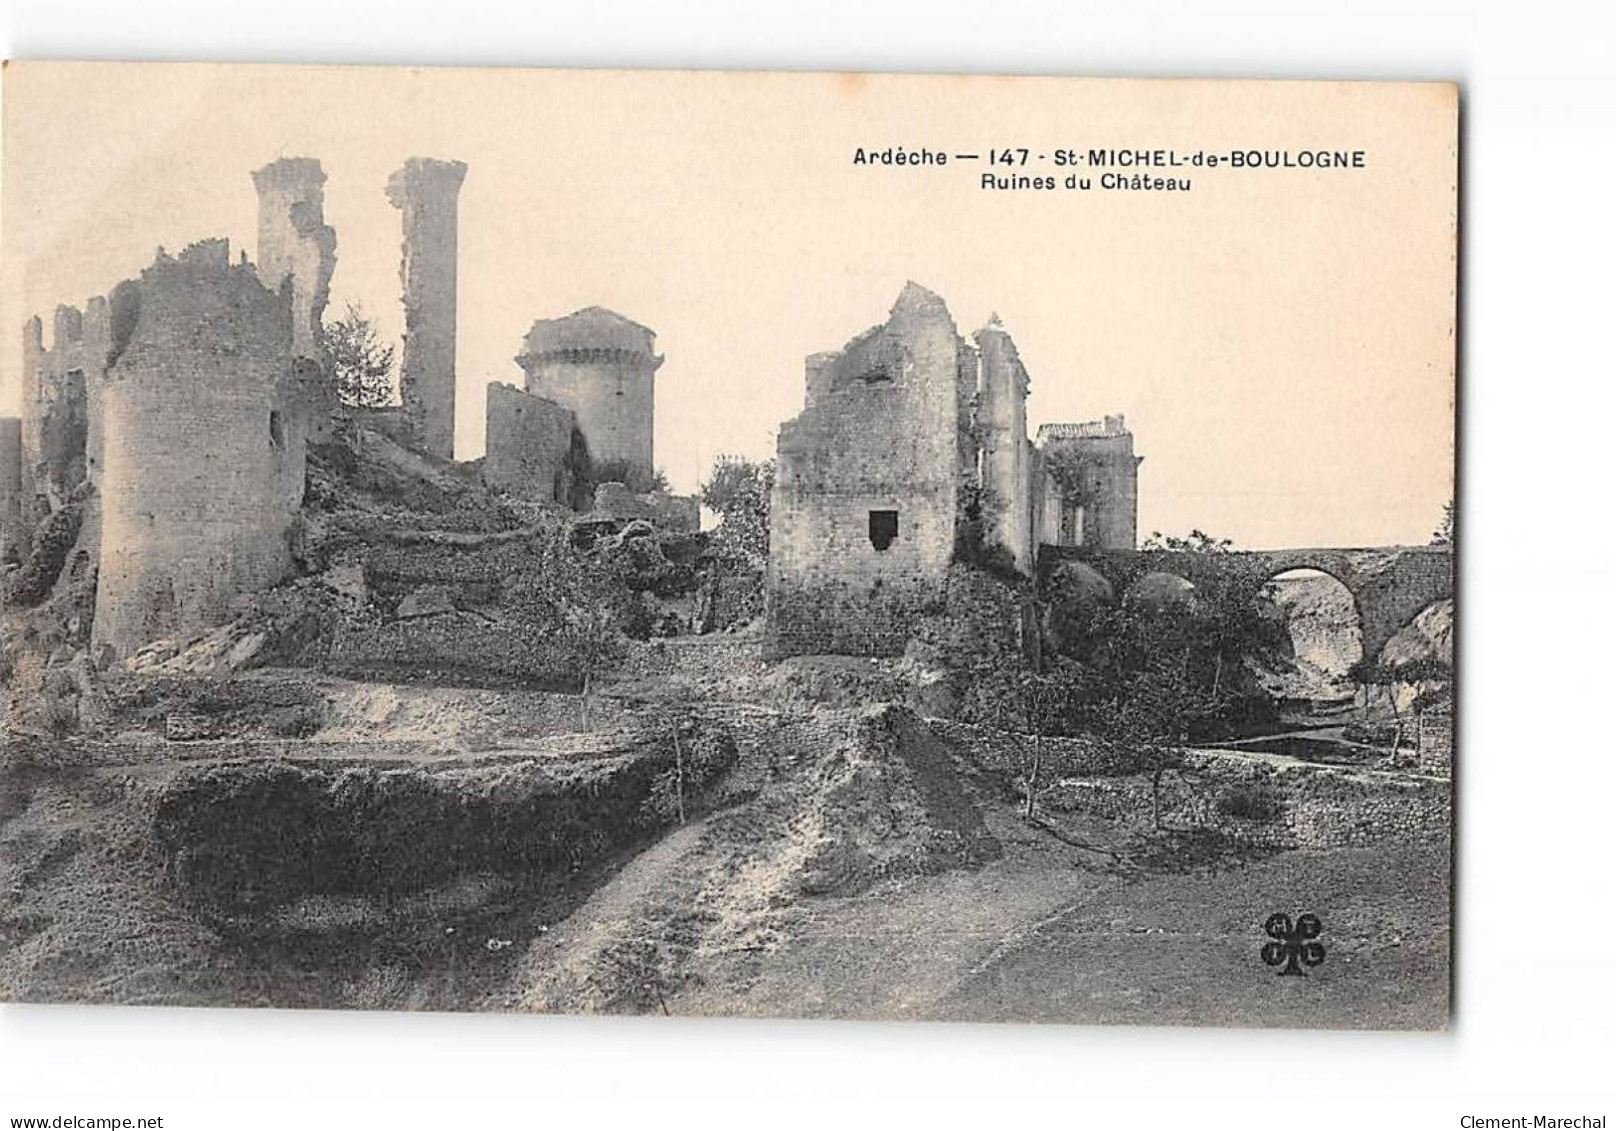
1038,544,1452,662
1258,567,1365,704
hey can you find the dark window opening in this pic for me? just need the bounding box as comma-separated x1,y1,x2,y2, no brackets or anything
858,366,892,386
269,410,284,448
869,510,899,551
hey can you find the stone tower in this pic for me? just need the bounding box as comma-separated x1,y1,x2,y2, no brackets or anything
93,241,304,657
251,157,337,364
386,157,467,460
516,307,662,479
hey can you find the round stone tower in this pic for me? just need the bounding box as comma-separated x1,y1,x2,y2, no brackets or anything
516,307,662,478
93,240,301,657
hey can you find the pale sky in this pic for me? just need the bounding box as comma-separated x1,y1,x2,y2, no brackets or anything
1,63,1455,549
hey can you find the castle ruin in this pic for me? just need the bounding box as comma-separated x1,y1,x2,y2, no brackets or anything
2,153,701,663
766,282,1141,659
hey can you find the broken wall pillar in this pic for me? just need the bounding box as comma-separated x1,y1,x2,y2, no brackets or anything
254,158,339,444
386,157,467,460
973,315,1035,571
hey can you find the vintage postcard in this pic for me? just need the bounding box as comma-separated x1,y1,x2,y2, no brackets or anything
0,63,1455,1027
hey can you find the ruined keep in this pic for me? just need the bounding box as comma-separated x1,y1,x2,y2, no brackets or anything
1037,416,1142,551
767,282,1141,659
387,158,467,461
93,240,306,657
516,307,661,479
769,282,972,657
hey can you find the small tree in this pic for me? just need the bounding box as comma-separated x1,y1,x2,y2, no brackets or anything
326,302,396,408
1431,499,1455,547
1347,657,1450,757
976,656,1093,822
700,455,774,562
1087,659,1210,828
505,528,629,727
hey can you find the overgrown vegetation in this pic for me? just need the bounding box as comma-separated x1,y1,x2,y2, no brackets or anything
3,500,83,607
953,480,1020,580
1430,498,1454,547
1348,656,1454,755
1140,529,1234,554
700,454,773,563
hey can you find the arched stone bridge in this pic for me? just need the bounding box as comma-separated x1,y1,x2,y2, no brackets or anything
1040,544,1454,661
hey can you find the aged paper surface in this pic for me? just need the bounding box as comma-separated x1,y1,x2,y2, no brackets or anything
0,62,1454,1027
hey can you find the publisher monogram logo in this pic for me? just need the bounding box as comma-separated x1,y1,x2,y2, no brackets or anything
1261,912,1325,976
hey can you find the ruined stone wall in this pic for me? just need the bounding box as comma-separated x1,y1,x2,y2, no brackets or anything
1036,416,1141,550
482,382,574,504
93,241,301,657
972,319,1035,570
20,299,109,511
590,482,700,532
1051,751,1452,850
252,158,336,365
387,158,466,460
0,417,21,562
518,307,660,477
767,283,966,658
254,158,338,446
803,351,839,409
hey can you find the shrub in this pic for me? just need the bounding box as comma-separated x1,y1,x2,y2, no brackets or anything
4,502,83,607
1216,781,1284,822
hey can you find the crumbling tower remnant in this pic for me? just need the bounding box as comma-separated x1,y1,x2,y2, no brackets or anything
386,157,467,460
20,300,109,512
1036,415,1142,550
93,240,303,657
973,314,1035,571
251,157,337,365
516,307,662,479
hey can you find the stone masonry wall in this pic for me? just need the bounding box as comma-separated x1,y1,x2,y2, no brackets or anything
482,382,575,504
768,283,966,658
20,299,108,511
1037,417,1141,551
93,240,301,657
589,482,699,532
972,318,1035,571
